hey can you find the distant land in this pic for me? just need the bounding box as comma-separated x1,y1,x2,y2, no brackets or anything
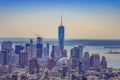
0,38,120,46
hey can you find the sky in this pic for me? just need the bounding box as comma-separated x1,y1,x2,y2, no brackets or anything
0,0,120,39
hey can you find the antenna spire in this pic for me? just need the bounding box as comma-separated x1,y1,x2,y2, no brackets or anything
61,15,62,26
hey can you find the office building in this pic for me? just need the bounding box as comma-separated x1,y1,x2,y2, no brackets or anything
51,45,55,59
90,54,100,68
19,52,28,68
25,43,30,50
51,45,61,60
29,58,39,74
58,16,64,55
43,47,47,58
37,36,43,43
70,46,84,69
15,45,24,54
70,48,78,69
78,45,83,60
36,43,43,58
47,58,56,70
1,41,12,53
84,52,89,60
62,49,67,57
46,43,49,58
43,43,49,59
101,56,107,69
83,59,90,70
84,52,90,70
78,60,84,73
30,39,33,58
0,50,8,65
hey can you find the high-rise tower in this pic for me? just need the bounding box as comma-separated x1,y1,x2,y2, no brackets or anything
30,39,33,58
19,52,28,68
58,15,64,54
36,36,43,58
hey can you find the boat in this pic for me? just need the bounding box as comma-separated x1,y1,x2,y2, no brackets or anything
104,46,120,49
106,49,120,54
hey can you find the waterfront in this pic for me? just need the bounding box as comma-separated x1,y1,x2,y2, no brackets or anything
0,38,120,69
66,46,120,68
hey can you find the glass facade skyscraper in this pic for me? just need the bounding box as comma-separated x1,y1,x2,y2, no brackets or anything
58,16,64,54
36,43,43,58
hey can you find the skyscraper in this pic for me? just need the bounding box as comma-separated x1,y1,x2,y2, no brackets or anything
1,41,12,53
84,52,90,70
51,45,55,59
78,60,84,73
36,43,43,58
90,54,100,68
15,45,24,54
36,36,43,58
101,56,107,69
0,50,8,65
30,39,33,58
25,43,30,50
44,43,49,58
84,52,89,60
70,48,78,69
51,45,61,60
70,46,83,61
19,52,28,68
78,45,83,60
37,36,43,43
58,16,64,56
46,43,49,58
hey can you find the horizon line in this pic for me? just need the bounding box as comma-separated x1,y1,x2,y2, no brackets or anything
0,37,120,40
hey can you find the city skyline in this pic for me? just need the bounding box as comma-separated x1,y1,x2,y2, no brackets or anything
0,0,120,39
0,1,120,79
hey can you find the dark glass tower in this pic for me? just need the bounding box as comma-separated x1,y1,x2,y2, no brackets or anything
51,45,55,59
36,43,43,58
58,16,64,53
46,43,49,57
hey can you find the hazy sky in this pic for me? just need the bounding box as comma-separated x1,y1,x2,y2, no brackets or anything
0,0,120,39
